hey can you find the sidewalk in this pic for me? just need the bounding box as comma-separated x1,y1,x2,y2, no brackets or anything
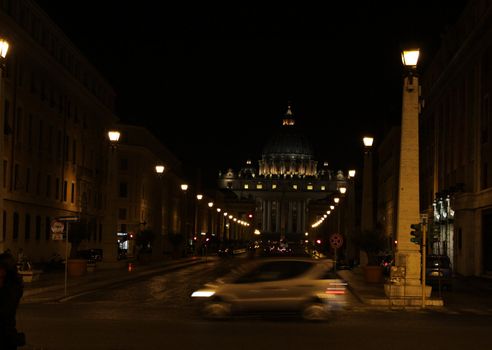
21,256,205,303
337,267,444,308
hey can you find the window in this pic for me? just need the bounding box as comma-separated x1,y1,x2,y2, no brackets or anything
3,99,10,135
35,216,41,240
118,208,127,220
272,184,277,189
38,120,44,151
321,185,326,191
26,168,30,192
244,184,249,189
55,178,59,199
119,182,128,197
63,180,67,201
3,160,7,188
13,212,19,240
256,183,263,189
71,182,75,203
36,172,41,195
25,214,31,240
72,140,76,164
14,164,19,190
46,175,51,197
292,184,298,190
2,211,6,241
120,158,128,171
307,185,313,190
27,114,32,150
45,216,51,240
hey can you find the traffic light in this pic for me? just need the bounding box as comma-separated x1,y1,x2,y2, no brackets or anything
410,223,422,245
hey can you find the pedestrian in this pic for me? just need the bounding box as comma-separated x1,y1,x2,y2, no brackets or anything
0,251,25,349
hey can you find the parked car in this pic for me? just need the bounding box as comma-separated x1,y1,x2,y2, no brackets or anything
426,255,452,290
76,249,103,262
191,257,347,321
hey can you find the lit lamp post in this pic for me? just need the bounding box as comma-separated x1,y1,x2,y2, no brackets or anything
384,48,431,302
103,129,120,263
181,184,189,255
154,164,165,256
0,38,9,243
361,136,374,232
193,194,203,256
360,136,374,266
207,201,214,236
345,170,357,265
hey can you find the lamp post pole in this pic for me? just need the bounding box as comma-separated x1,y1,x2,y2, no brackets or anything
0,38,8,254
103,130,120,263
194,194,203,255
155,164,165,257
180,184,189,255
360,137,374,266
385,48,431,302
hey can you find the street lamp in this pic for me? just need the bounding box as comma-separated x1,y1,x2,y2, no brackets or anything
207,202,214,236
361,136,374,233
386,48,430,303
0,37,9,63
181,184,189,254
108,130,120,150
194,194,203,254
155,164,165,175
104,129,121,262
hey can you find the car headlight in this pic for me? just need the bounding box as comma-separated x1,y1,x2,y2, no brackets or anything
191,290,216,298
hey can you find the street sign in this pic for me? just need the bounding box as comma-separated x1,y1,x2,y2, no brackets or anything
51,233,64,241
329,233,344,249
50,220,64,234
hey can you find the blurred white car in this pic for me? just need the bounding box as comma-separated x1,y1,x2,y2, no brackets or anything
191,257,347,321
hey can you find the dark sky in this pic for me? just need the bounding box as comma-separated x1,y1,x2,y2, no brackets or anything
34,1,468,186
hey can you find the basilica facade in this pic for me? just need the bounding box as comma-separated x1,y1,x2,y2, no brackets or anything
218,106,349,245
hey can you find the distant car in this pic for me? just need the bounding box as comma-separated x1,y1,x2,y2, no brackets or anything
191,257,347,321
426,255,452,290
76,249,103,262
217,246,234,258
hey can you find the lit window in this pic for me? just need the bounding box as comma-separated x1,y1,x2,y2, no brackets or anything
244,184,249,189
321,186,326,191
292,184,298,190
307,185,313,190
272,184,277,189
256,184,263,189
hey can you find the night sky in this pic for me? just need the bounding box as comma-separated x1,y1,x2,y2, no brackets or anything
34,1,468,186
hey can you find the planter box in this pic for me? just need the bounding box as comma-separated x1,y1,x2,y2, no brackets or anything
67,259,87,277
363,265,384,283
19,270,42,283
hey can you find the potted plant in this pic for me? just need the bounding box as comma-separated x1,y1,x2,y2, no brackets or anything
67,221,90,277
358,229,387,283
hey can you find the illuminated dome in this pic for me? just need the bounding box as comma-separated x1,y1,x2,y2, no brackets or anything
259,105,317,177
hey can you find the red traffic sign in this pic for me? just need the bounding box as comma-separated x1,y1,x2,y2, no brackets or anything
329,233,344,249
50,220,65,234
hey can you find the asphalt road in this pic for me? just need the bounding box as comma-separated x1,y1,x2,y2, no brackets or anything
16,257,492,350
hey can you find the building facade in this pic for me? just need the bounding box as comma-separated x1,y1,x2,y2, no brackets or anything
218,106,349,253
420,0,492,276
0,0,187,264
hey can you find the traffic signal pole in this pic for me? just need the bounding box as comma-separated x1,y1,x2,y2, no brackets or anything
421,216,427,308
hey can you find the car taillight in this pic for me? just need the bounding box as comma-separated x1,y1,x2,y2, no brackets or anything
325,282,346,295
